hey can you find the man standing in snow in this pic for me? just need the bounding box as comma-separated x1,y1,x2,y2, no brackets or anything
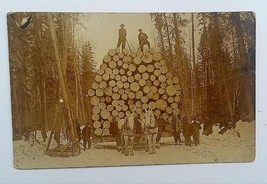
138,29,150,52
156,115,166,143
182,116,192,146
82,123,91,151
110,117,121,151
171,114,182,145
117,24,127,51
191,117,202,146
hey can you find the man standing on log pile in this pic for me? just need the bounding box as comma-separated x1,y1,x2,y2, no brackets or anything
82,123,91,151
116,24,127,51
138,29,150,52
171,114,182,145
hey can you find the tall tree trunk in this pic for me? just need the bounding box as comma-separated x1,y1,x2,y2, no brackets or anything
47,14,79,152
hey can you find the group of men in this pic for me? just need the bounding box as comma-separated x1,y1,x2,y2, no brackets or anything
75,120,92,151
117,23,150,52
157,115,202,147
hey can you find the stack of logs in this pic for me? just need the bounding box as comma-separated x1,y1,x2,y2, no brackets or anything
88,48,181,136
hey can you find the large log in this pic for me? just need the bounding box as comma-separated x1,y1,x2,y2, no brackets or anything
122,105,128,111
139,79,146,87
121,93,128,100
135,73,141,81
147,64,155,73
100,97,105,103
100,63,107,70
130,82,140,91
125,88,130,94
120,68,125,75
156,99,167,110
117,60,123,66
166,107,173,114
136,108,143,115
152,52,162,61
123,82,130,89
113,86,119,92
99,103,106,110
116,105,122,112
160,82,167,88
142,103,148,110
173,76,179,84
136,101,142,108
166,72,172,79
123,55,132,63
105,68,112,74
88,89,95,96
150,86,157,94
112,109,118,117
122,63,129,70
158,88,165,95
93,121,101,129
113,55,120,62
154,62,161,69
106,96,112,103
133,57,142,65
109,80,116,87
101,109,110,119
127,71,132,76
141,96,148,103
108,49,116,56
118,111,124,118
147,92,153,99
107,104,114,112
96,89,104,97
104,87,112,96
118,88,125,95
95,75,102,83
148,102,156,109
146,80,152,87
103,55,111,63
131,52,137,58
112,93,120,100
103,129,110,136
159,75,167,83
117,81,124,89
92,113,100,121
160,65,168,74
171,102,178,109
168,96,174,103
112,100,118,107
102,73,109,81
142,53,153,64
98,69,105,75
128,92,135,99
118,52,124,59
153,80,160,87
123,48,130,55
113,68,119,75
103,121,110,128
160,60,166,66
143,86,150,94
128,76,135,83
142,73,149,80
136,91,143,99
115,74,121,81
137,50,143,57
166,85,176,96
166,79,173,85
121,75,128,82
129,64,137,72
109,61,117,69
110,73,115,79
138,65,146,73
153,93,159,100
95,129,103,136
150,75,156,81
92,106,100,114
154,69,161,77
154,110,161,117
118,100,125,106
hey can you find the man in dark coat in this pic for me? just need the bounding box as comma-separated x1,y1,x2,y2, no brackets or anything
156,115,166,143
138,29,150,52
110,117,121,151
82,123,91,151
191,117,202,146
117,24,127,50
171,114,182,145
203,116,213,136
182,116,192,146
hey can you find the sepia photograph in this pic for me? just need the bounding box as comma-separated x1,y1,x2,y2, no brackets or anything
7,12,255,169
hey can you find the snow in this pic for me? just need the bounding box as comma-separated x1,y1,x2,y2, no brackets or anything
13,120,255,169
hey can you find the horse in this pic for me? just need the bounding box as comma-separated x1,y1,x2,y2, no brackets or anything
118,112,136,156
143,109,158,154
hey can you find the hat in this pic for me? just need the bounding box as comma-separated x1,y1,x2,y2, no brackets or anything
120,24,125,27
138,28,142,32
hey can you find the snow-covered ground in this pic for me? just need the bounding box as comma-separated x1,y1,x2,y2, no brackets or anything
13,120,255,169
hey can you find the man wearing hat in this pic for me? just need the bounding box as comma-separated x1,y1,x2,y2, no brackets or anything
117,24,127,50
82,123,92,151
138,29,150,52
